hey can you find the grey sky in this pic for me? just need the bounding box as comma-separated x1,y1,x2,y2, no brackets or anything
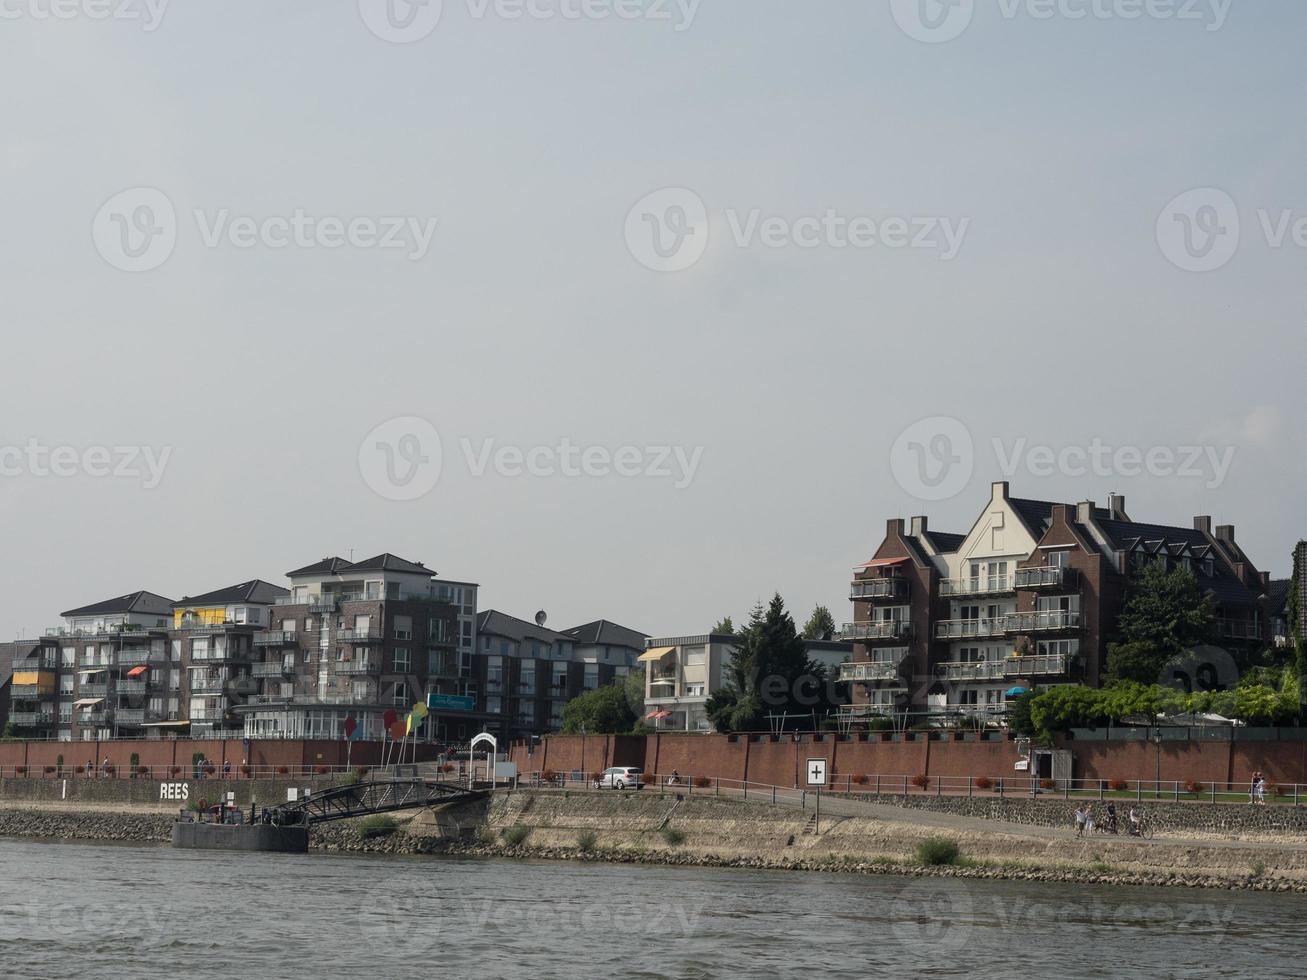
1,1,1303,640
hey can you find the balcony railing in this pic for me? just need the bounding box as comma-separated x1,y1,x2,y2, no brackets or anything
252,661,295,677
940,575,1015,597
836,703,900,719
115,651,164,667
838,661,904,683
13,656,57,671
9,685,55,700
78,683,110,698
849,578,910,602
11,711,54,725
1216,618,1262,640
335,661,381,675
189,651,252,664
1004,654,1070,677
837,622,913,643
935,618,1008,640
338,628,384,644
253,631,298,647
938,660,1008,682
116,679,151,694
1004,611,1081,634
77,711,112,725
1014,566,1079,590
189,680,228,694
115,708,161,726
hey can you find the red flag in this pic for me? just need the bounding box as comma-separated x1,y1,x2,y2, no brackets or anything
388,720,407,741
343,717,358,739
382,708,398,728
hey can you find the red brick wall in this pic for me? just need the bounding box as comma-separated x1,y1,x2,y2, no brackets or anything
0,739,440,774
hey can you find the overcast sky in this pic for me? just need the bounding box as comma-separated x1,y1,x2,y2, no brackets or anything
1,1,1303,640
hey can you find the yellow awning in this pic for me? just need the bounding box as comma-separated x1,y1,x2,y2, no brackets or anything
639,646,677,663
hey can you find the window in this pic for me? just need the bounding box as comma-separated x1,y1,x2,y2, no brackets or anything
281,619,296,632
683,646,706,666
59,675,74,695
61,647,75,667
519,663,536,691
583,664,598,690
686,683,705,697
394,615,412,641
353,680,371,701
392,682,407,707
1048,550,1069,569
393,648,411,673
486,697,502,715
429,617,449,643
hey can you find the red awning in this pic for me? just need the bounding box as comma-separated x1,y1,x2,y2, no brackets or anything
856,557,909,569
644,710,672,720
126,665,148,678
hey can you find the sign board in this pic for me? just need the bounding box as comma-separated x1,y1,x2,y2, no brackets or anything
427,693,476,712
494,762,518,779
805,759,827,787
287,788,298,802
159,782,190,801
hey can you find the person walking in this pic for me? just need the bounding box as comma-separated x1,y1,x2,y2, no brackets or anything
1255,773,1267,805
1084,806,1096,835
1074,805,1087,838
1106,800,1118,835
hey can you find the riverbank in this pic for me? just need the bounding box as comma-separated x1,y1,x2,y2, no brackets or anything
5,790,1307,892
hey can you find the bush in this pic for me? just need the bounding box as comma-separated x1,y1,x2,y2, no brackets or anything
692,776,711,789
136,766,150,778
14,766,26,777
852,774,870,786
43,766,56,776
541,769,557,782
315,765,331,776
661,827,686,846
1039,778,1055,791
169,766,182,777
440,763,457,773
358,815,398,839
240,765,252,777
974,776,993,791
338,769,362,786
915,837,961,866
276,766,290,776
1108,778,1128,792
501,826,531,847
577,830,597,851
1184,779,1206,796
910,774,930,791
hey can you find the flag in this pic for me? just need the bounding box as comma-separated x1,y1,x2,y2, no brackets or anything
405,712,414,736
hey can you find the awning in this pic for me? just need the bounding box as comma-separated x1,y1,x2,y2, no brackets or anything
856,557,909,569
141,720,190,728
126,665,149,678
638,646,676,663
644,709,672,720
72,698,104,708
78,668,107,677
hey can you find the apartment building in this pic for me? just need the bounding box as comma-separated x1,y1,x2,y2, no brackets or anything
839,482,1274,727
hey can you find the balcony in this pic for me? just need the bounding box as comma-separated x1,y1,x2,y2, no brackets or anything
252,661,295,677
836,703,901,720
837,621,913,643
77,711,112,725
14,656,57,671
935,618,1007,640
9,685,55,700
338,628,384,644
1014,566,1079,590
78,683,110,698
1216,618,1262,641
254,631,298,647
115,651,163,667
115,708,161,726
1004,611,1081,634
309,596,339,614
849,578,909,602
116,679,152,695
839,661,905,683
1004,654,1070,677
190,679,228,694
335,660,381,676
938,660,1007,682
940,575,1015,598
11,711,54,726
189,650,252,665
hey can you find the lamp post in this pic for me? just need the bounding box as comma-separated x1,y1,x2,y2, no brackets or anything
1152,725,1162,799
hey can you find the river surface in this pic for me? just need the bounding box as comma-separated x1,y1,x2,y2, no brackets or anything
0,837,1303,979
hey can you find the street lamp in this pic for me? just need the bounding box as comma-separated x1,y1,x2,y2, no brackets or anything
1152,725,1162,799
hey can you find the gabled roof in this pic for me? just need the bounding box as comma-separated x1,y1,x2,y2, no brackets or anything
61,590,175,619
345,553,432,575
174,580,291,608
1009,497,1112,539
287,557,355,577
1094,517,1258,607
562,620,649,649
477,610,571,646
922,531,965,553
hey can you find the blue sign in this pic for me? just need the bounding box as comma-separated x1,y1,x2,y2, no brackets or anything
427,693,475,712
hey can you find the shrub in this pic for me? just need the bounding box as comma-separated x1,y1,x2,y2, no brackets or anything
974,776,993,791
915,837,961,866
692,776,711,789
1040,778,1055,791
136,766,150,778
14,766,26,777
202,763,216,776
1184,779,1205,796
541,769,557,782
358,815,398,839
1250,860,1266,878
276,766,290,776
577,830,597,851
43,766,56,776
440,763,456,773
240,765,252,778
1108,778,1128,792
661,827,686,846
338,769,362,786
910,774,930,791
169,766,182,777
501,826,531,847
589,771,602,784
315,765,331,776
852,774,870,786
1267,782,1286,799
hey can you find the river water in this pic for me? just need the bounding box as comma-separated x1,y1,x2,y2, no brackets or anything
0,838,1301,979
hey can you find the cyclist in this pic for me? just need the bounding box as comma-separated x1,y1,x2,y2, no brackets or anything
1105,800,1118,835
1128,807,1142,837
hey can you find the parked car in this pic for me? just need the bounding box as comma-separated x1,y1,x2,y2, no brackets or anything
596,766,643,789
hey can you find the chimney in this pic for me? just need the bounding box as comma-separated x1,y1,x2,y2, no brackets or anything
1215,525,1235,543
1052,504,1070,524
1261,571,1270,587
1193,516,1212,535
1076,501,1095,524
992,481,1009,503
910,516,929,536
1107,493,1126,519
887,518,905,538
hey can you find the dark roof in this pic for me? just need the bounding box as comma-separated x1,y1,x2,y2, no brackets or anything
477,610,571,646
1094,518,1258,607
345,553,431,575
804,639,854,654
60,591,175,619
174,580,291,607
1267,579,1292,614
923,531,965,553
287,557,356,577
562,620,649,649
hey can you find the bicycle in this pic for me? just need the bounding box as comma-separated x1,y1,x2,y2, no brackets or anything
1126,817,1155,840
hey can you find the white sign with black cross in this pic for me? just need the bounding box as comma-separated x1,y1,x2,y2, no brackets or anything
806,758,827,787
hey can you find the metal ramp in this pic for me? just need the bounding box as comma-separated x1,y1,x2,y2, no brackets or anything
268,779,486,826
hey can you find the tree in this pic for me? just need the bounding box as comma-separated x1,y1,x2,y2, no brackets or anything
561,681,638,735
707,594,829,733
1007,691,1036,737
1029,685,1108,740
711,616,735,636
801,605,837,641
1288,542,1304,640
1106,563,1216,684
